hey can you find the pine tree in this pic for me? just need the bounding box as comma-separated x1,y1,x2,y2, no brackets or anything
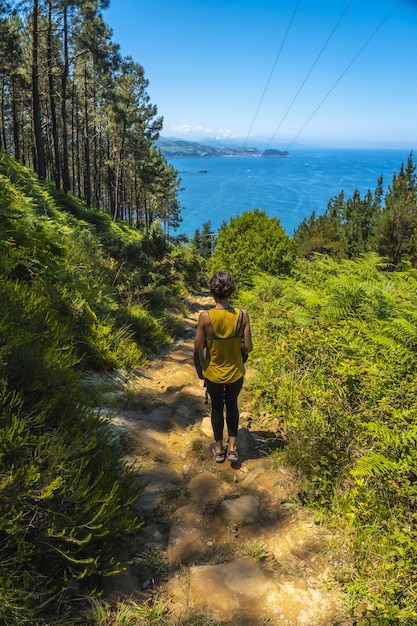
294,191,345,258
200,220,214,257
376,153,417,267
192,220,213,257
339,185,381,259
31,0,46,179
0,1,183,235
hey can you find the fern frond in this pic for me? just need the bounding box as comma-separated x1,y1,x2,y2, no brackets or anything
384,317,417,347
357,252,392,273
321,295,355,321
351,451,397,478
289,304,314,325
360,420,417,451
363,422,400,446
284,283,323,309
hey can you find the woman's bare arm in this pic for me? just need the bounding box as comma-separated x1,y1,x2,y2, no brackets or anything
194,311,209,352
242,310,253,353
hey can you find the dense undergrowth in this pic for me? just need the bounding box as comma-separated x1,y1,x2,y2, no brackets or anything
3,148,417,624
242,255,417,624
0,153,205,624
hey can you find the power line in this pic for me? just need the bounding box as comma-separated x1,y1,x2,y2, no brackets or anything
241,0,301,150
265,0,354,150
220,1,402,228
284,0,402,150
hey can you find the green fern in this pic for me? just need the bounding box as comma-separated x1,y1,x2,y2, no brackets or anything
351,451,397,478
384,316,417,347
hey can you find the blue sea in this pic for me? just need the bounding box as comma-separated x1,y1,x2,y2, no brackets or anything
169,148,414,237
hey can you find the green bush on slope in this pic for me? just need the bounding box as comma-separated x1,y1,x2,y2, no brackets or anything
0,153,177,369
0,154,205,623
248,254,417,622
0,279,146,622
209,208,295,287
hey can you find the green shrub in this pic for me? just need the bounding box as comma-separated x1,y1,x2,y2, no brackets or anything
0,152,208,623
247,254,417,620
117,303,170,352
0,384,146,621
170,242,207,291
85,318,145,369
160,312,185,338
209,208,295,287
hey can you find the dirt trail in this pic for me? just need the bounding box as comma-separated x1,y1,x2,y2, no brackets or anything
98,294,355,626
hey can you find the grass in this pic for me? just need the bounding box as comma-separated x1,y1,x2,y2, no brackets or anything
190,436,202,453
137,546,169,578
240,539,269,561
87,597,169,625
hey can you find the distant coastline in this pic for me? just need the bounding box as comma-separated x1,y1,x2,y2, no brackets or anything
156,138,290,159
164,148,411,237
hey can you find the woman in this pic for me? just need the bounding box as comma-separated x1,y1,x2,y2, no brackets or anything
194,272,253,463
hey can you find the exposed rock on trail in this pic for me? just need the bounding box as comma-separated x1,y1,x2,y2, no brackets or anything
98,294,353,625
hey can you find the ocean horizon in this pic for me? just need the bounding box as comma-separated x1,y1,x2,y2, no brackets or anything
169,148,414,238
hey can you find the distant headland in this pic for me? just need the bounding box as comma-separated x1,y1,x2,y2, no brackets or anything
156,138,290,158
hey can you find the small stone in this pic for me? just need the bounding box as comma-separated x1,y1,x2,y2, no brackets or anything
187,472,229,504
218,495,260,525
199,416,213,438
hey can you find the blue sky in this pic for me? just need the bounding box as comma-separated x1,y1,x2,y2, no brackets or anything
103,0,417,149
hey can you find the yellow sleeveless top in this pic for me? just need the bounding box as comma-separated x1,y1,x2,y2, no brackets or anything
203,307,245,384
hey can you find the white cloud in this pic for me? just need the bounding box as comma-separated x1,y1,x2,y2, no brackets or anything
171,125,211,135
168,124,243,140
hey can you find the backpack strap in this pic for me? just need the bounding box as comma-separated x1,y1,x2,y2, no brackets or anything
235,309,244,337
207,309,216,338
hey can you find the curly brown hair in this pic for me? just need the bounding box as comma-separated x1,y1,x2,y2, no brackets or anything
208,272,236,299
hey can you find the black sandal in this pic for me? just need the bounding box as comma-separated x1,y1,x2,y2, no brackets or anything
227,449,238,462
211,444,226,463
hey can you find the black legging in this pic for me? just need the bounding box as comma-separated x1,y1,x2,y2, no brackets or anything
205,377,244,442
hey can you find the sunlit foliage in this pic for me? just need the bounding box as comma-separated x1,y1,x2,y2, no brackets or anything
247,253,417,622
0,153,204,623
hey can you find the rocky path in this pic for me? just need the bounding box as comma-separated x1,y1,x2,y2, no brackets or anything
98,294,354,626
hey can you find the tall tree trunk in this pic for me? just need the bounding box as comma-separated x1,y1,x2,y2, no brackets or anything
32,0,46,180
61,4,70,193
144,191,150,235
106,135,115,218
113,120,127,222
11,78,20,161
93,88,100,210
94,125,101,209
76,88,81,196
0,79,6,151
83,63,91,206
47,0,60,188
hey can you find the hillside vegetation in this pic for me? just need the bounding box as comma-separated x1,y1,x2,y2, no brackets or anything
165,152,417,623
0,153,204,624
206,158,417,624
241,256,417,623
2,1,417,622
3,148,417,623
